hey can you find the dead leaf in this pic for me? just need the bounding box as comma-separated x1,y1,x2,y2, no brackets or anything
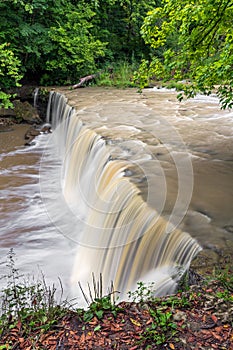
211,314,218,324
79,333,86,343
212,331,222,341
130,318,141,327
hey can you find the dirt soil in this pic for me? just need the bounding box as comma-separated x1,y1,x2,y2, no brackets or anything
1,276,233,350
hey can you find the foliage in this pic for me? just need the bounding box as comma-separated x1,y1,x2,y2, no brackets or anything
44,3,107,85
0,0,59,74
137,0,233,108
92,0,160,61
142,307,177,346
82,295,122,322
78,272,122,322
128,281,192,307
0,43,22,108
214,264,233,292
128,281,156,303
0,249,68,339
2,0,233,107
0,0,160,91
96,60,138,87
0,0,107,87
0,251,233,348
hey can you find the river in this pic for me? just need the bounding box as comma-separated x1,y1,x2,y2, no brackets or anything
0,87,233,303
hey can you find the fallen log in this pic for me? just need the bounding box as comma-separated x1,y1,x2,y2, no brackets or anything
72,74,97,89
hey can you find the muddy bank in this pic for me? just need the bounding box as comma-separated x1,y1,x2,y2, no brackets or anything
0,124,31,152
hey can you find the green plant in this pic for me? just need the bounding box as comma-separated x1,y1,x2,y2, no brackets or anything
96,61,138,88
128,281,156,303
214,265,233,292
0,43,22,108
142,307,177,346
83,294,121,322
78,273,122,322
0,249,69,339
138,0,233,109
153,293,191,310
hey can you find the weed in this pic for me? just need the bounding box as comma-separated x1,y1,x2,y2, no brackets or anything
0,249,69,339
142,307,177,346
96,60,138,88
79,273,122,322
155,290,195,310
83,294,122,322
128,281,156,303
214,265,233,292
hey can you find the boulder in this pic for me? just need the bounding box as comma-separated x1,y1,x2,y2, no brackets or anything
13,100,42,124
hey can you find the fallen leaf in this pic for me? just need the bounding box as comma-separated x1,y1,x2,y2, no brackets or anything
130,318,141,327
146,317,153,325
215,326,223,333
211,314,218,324
80,333,86,343
169,343,175,349
212,331,222,341
223,324,230,329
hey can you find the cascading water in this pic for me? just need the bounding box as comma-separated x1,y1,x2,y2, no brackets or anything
42,91,201,305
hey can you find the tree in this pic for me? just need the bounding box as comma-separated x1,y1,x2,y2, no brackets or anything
137,0,233,108
0,43,22,108
91,0,160,61
0,0,107,86
45,4,107,84
0,0,161,90
0,0,61,77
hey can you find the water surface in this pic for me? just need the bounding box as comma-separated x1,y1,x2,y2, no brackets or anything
0,87,232,297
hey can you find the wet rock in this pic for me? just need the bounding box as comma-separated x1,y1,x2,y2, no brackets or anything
24,126,40,142
40,123,52,133
0,117,14,132
13,100,42,124
24,123,52,146
224,225,233,233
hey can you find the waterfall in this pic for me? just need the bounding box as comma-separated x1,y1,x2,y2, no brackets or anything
44,91,201,305
33,87,39,108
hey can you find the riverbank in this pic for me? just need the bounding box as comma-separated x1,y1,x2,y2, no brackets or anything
0,123,30,152
0,264,232,349
1,86,233,349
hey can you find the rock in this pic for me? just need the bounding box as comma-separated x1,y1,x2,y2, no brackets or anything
13,100,42,124
0,125,14,132
0,117,15,132
24,126,40,140
0,108,16,117
173,311,187,322
24,123,52,146
40,123,52,133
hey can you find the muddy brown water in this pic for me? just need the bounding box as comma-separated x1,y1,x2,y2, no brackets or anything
0,87,233,295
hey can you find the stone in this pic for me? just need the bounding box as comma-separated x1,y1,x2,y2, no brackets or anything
24,123,52,146
13,100,42,124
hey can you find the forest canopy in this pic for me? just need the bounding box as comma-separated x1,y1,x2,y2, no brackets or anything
137,0,233,109
1,0,233,108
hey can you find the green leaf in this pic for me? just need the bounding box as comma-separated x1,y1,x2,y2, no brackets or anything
94,324,101,332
